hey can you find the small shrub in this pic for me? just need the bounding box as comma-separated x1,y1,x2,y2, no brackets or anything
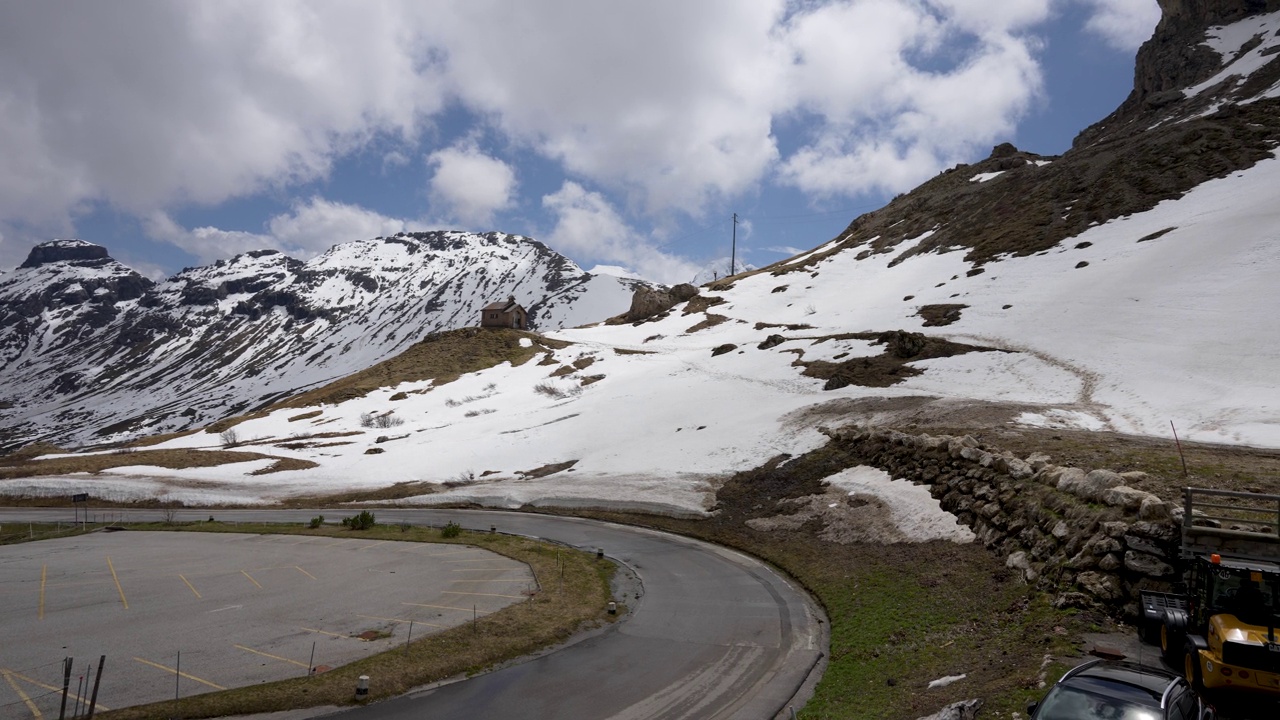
445,398,462,408
359,412,376,428
465,408,496,417
361,412,404,429
441,521,462,539
220,428,240,448
483,382,497,391
308,515,324,529
341,510,376,530
533,382,582,400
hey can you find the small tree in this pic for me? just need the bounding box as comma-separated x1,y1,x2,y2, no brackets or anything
220,428,240,448
342,510,376,530
308,515,324,529
441,521,462,539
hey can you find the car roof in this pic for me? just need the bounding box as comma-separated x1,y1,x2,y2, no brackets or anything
1065,660,1181,703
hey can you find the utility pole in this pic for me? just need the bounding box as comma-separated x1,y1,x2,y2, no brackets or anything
729,212,738,278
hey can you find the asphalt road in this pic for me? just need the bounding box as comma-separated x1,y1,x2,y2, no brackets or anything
0,507,827,720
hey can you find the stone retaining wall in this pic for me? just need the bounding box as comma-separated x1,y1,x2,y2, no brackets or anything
821,425,1185,619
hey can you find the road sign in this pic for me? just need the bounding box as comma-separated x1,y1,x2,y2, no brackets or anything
72,493,89,503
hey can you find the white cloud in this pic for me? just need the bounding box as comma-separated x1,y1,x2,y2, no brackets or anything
426,144,518,227
542,182,700,285
1077,0,1161,51
777,3,1044,197
146,198,421,265
420,0,790,217
0,2,445,231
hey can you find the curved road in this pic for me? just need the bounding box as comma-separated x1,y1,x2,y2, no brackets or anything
0,507,826,719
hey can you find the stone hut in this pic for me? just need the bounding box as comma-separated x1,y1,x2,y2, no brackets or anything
480,295,527,329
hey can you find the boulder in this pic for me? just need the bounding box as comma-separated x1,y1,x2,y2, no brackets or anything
1102,485,1159,511
1077,571,1124,601
1124,551,1174,577
1053,467,1088,491
916,699,982,720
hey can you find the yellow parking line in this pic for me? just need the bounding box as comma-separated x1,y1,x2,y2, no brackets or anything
2,670,42,718
38,565,46,620
241,570,262,589
179,574,201,598
133,657,226,690
0,668,110,711
441,590,525,599
294,566,316,580
233,644,308,669
107,556,128,609
402,602,491,615
301,626,348,639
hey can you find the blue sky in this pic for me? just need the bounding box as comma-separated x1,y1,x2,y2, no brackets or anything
0,1,1160,284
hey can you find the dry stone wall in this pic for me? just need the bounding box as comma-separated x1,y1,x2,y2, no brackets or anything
821,425,1186,620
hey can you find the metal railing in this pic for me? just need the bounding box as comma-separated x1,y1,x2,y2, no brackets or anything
1181,487,1280,561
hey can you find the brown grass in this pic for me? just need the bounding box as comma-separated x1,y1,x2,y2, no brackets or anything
93,522,614,720
278,328,548,410
685,313,728,333
0,448,292,479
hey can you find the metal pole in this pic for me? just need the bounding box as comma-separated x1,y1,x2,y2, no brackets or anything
175,651,180,701
59,657,72,720
86,656,104,719
405,620,414,656
729,213,737,278
74,674,84,718
308,642,316,678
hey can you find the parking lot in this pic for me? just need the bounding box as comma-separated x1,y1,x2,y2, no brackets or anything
0,530,533,718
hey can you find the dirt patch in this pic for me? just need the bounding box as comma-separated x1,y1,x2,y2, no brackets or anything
288,410,323,422
796,332,999,390
685,313,728,333
917,303,968,327
518,460,579,479
248,458,320,475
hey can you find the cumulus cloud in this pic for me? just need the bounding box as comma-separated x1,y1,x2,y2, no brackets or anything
777,3,1044,197
427,144,518,227
146,198,421,265
0,2,444,231
0,1,1152,271
542,182,700,284
1077,0,1161,51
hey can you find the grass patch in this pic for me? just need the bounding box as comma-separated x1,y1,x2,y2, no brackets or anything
277,481,438,507
0,448,295,479
90,521,614,720
685,313,728,333
278,328,549,409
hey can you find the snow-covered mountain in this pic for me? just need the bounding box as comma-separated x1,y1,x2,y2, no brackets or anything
3,3,1279,514
0,232,647,450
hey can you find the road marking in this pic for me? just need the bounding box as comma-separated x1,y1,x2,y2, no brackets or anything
401,602,491,615
179,574,201,598
328,538,357,547
210,604,242,613
356,541,385,550
233,644,308,668
357,613,414,624
2,669,42,718
241,570,262,589
294,566,316,580
38,565,45,620
0,669,112,712
442,590,526,599
301,626,349,639
107,556,128,609
132,657,226,690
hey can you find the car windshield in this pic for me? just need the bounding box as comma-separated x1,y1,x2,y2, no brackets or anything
1036,685,1161,720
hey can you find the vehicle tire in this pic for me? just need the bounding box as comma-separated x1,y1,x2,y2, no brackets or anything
1161,623,1181,665
1183,643,1204,691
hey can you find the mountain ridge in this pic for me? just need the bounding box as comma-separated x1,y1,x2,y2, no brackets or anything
0,231,648,451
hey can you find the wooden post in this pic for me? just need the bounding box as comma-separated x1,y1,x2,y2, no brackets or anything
86,656,104,719
1171,421,1189,477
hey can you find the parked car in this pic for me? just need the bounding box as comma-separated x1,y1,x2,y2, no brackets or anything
1028,660,1213,720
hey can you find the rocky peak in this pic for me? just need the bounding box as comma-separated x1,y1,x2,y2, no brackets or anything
19,240,110,268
